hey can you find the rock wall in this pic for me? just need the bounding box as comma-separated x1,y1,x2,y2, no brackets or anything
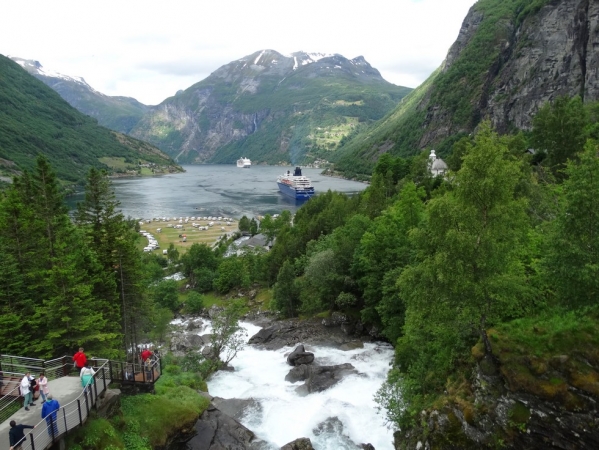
419,0,599,149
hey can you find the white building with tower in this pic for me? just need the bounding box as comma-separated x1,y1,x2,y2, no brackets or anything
428,150,448,177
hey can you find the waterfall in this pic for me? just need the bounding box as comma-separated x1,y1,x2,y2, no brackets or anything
207,322,395,449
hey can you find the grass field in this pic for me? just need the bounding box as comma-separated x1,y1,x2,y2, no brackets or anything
138,217,239,255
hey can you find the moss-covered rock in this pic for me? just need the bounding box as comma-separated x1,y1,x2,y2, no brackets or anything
395,311,599,449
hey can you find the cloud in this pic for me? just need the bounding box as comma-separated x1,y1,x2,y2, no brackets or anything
1,0,477,104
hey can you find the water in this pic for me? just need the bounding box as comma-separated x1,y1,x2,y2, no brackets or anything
67,165,367,219
207,322,395,450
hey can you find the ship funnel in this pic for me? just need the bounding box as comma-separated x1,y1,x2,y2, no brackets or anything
294,166,302,176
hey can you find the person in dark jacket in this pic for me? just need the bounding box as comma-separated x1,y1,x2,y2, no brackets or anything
41,394,60,437
8,420,35,450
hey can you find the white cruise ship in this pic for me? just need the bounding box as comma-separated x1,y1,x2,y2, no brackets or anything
236,157,251,168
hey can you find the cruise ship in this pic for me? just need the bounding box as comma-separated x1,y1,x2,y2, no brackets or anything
277,167,315,200
237,157,251,168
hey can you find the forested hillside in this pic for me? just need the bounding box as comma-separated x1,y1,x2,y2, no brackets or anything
333,0,599,179
0,55,181,184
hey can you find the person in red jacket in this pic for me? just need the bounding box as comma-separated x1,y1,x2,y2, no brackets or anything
141,348,153,363
73,347,87,370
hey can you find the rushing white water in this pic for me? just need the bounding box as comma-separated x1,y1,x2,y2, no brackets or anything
207,322,395,450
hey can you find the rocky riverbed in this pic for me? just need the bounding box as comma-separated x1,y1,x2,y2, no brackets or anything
168,309,394,450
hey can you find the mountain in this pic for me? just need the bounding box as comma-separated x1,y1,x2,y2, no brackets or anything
11,57,150,134
128,50,412,164
0,55,181,184
333,0,599,178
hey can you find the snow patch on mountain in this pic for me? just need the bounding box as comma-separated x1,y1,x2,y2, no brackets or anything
253,50,265,65
11,57,99,94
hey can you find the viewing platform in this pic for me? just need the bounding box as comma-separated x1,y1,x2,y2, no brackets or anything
0,354,161,450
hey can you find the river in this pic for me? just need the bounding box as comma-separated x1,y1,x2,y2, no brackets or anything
206,322,395,450
67,165,368,219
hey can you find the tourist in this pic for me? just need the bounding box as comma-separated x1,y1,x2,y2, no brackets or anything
80,362,95,391
144,357,153,381
8,420,35,450
72,347,87,370
41,394,60,437
37,372,49,402
20,372,35,411
141,347,153,363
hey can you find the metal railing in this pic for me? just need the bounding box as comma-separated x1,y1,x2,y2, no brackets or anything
13,359,111,450
108,356,162,384
0,372,23,423
0,355,72,380
0,355,74,424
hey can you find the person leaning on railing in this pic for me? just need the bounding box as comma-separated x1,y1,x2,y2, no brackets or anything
8,420,35,450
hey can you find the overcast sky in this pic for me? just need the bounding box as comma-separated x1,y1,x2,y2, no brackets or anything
3,0,477,105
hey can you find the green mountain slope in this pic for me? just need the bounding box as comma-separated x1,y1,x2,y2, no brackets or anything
334,0,598,178
0,55,181,183
11,57,150,134
130,50,412,165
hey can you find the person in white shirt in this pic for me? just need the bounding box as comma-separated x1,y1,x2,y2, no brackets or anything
20,372,35,411
80,363,95,391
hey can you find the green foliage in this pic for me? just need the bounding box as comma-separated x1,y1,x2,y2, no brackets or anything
543,141,599,308
238,215,251,232
184,291,205,314
0,158,119,357
65,418,125,450
214,256,250,293
152,279,180,311
353,181,425,337
335,292,357,309
398,123,530,386
119,391,208,447
148,307,174,345
209,301,248,366
272,260,299,317
532,96,588,177
180,243,217,288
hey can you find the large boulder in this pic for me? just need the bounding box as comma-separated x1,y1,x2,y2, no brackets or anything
246,317,374,350
313,417,370,449
170,332,205,353
185,404,256,449
186,318,205,331
286,344,315,366
248,326,277,345
280,437,314,450
285,363,358,395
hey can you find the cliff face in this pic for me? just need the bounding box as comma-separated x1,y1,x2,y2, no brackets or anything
420,0,599,148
